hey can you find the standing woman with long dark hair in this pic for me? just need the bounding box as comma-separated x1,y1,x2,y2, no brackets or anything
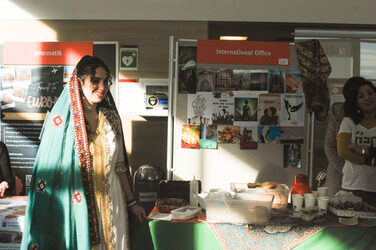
337,76,376,206
21,55,145,250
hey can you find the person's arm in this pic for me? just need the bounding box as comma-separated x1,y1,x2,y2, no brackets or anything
117,169,146,222
337,132,365,164
0,143,14,197
324,104,345,172
115,139,146,222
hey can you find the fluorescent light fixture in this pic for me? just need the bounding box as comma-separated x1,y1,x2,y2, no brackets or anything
220,36,248,41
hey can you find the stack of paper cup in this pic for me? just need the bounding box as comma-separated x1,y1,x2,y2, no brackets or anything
304,193,316,208
292,194,304,211
317,187,329,213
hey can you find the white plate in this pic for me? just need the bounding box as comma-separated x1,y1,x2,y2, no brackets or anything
148,212,172,221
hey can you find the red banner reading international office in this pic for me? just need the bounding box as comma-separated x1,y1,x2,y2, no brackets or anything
197,40,290,66
3,42,93,65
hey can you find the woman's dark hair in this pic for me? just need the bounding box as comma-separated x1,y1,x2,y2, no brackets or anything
76,55,112,86
343,76,376,124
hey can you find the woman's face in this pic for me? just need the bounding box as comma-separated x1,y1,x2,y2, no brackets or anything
267,108,273,117
357,84,376,113
80,66,109,105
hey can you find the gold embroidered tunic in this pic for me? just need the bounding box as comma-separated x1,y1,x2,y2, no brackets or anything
90,109,130,250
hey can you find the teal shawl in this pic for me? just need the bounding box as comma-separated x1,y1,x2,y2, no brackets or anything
21,71,116,249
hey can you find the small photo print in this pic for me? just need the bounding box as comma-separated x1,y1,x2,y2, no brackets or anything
250,70,268,91
240,126,258,149
280,126,304,144
268,69,285,93
283,144,302,168
12,83,29,102
16,67,31,84
199,120,218,149
257,125,281,144
0,67,16,88
215,69,234,91
1,88,16,109
179,46,197,94
217,125,241,144
196,68,215,92
281,94,305,126
234,97,258,122
181,124,200,149
258,94,281,126
233,70,251,90
285,69,303,94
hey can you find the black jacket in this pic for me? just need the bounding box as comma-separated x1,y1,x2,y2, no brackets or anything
0,142,15,194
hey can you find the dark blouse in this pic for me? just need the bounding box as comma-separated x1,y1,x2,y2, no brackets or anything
0,142,15,194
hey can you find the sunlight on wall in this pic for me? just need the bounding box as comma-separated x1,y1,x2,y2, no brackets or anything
0,1,34,19
173,115,260,191
0,20,57,43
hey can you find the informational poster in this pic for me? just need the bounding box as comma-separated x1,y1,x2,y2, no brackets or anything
212,92,234,125
1,66,65,194
1,41,93,195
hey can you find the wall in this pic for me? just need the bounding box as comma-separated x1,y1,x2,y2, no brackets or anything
0,20,208,177
1,0,376,25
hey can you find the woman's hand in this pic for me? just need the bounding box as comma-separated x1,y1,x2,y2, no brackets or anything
0,181,9,197
348,143,365,155
129,204,146,222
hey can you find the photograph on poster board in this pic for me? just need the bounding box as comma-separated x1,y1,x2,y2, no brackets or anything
283,143,302,168
280,126,304,144
217,125,240,144
233,70,251,90
281,94,305,126
250,70,268,91
212,92,234,125
257,125,281,144
240,126,258,149
12,83,29,103
179,46,197,94
196,68,215,92
187,92,213,125
234,97,258,126
1,88,16,109
199,121,218,149
258,94,281,125
285,69,303,94
0,67,16,88
16,67,31,85
181,124,200,149
268,69,285,93
215,69,234,92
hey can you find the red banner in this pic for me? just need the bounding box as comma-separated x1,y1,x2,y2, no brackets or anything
197,40,290,66
3,42,93,65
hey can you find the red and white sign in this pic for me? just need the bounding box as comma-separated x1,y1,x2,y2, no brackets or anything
3,42,93,65
197,40,290,66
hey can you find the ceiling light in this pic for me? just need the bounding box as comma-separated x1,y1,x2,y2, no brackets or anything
220,36,248,41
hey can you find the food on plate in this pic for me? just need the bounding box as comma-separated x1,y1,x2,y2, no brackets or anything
247,181,283,190
330,201,376,212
